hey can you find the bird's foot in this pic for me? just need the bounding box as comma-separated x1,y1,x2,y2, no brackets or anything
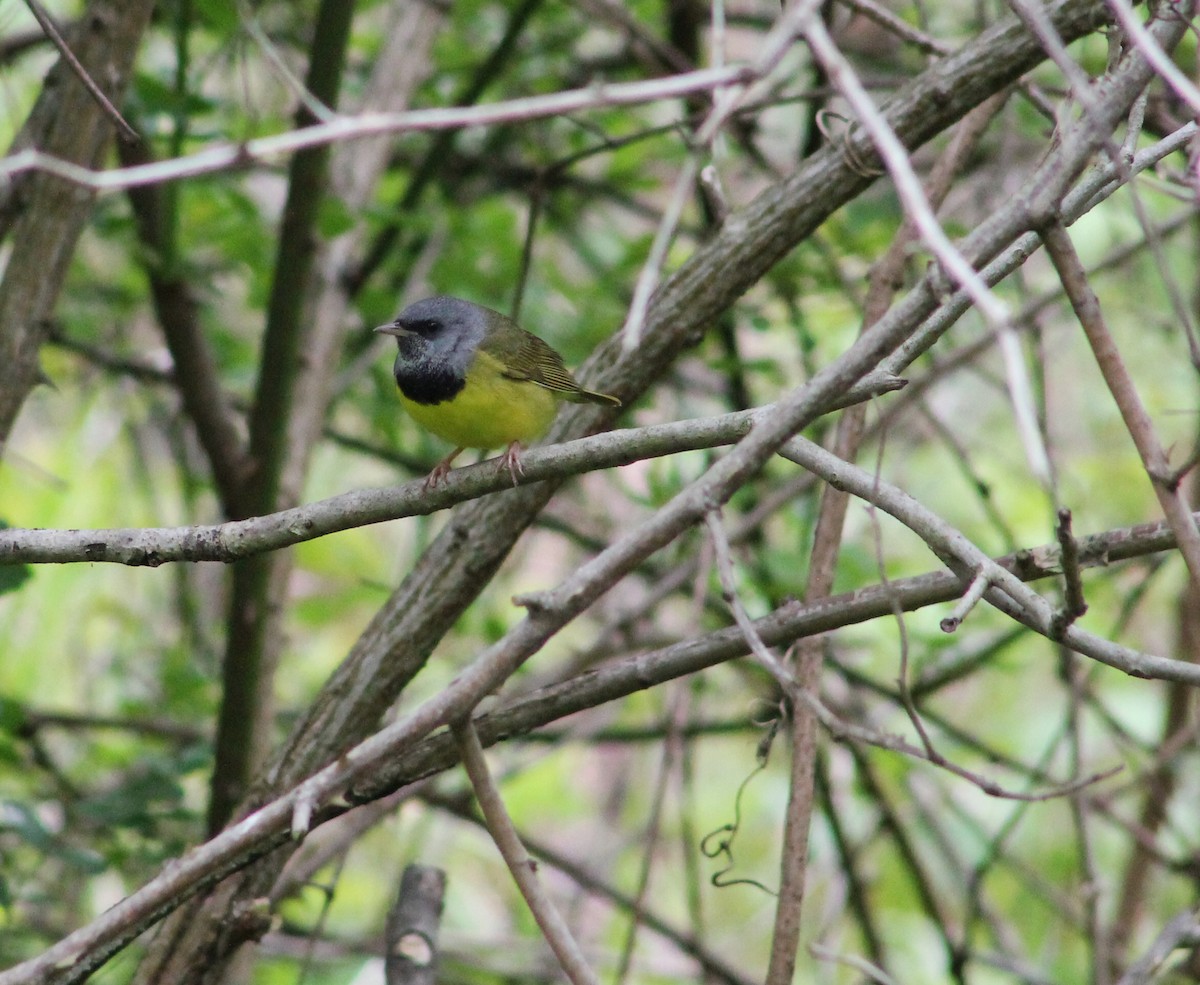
500,441,525,486
423,447,463,489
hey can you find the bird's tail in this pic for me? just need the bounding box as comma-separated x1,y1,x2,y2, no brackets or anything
571,387,621,407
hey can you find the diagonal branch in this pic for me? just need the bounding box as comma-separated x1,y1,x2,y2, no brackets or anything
453,720,601,985
21,0,139,141
764,85,1008,985
1041,220,1200,590
0,0,156,445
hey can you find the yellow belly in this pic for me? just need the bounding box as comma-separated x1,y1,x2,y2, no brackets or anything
399,352,560,450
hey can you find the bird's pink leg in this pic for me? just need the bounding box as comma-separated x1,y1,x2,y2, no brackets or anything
500,441,525,486
424,447,463,489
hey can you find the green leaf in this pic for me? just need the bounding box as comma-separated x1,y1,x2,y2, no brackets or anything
78,766,186,832
0,696,26,734
0,801,105,871
317,195,356,239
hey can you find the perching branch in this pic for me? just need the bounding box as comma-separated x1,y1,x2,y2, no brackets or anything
0,395,895,567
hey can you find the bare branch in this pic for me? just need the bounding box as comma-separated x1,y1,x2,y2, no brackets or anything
0,67,752,192
939,567,993,633
0,393,898,567
1041,221,1200,590
706,509,795,689
0,0,155,443
453,721,600,985
1105,0,1200,115
800,10,1009,329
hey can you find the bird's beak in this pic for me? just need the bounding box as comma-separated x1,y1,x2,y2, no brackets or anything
374,322,407,337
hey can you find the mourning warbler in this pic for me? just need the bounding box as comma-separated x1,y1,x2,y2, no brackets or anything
376,296,621,486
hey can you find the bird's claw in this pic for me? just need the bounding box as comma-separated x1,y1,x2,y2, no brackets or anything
423,447,463,489
501,441,525,487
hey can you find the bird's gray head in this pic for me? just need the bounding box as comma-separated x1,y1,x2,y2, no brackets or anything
375,296,490,370
375,296,492,404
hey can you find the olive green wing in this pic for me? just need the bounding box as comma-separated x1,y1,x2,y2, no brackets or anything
484,327,621,407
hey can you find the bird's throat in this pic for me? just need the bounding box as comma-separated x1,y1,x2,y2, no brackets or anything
392,357,466,406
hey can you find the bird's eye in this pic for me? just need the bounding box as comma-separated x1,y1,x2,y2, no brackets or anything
398,318,442,337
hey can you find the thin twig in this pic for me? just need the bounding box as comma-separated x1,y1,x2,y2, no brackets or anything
1062,639,1109,985
622,0,820,350
426,790,756,985
695,0,820,145
1041,221,1200,591
835,0,949,54
769,433,1175,679
0,66,751,192
1055,508,1089,627
705,509,795,689
801,7,1053,485
1104,0,1200,116
22,0,139,142
809,942,898,984
452,719,601,985
236,0,338,124
799,11,1008,329
1115,906,1200,985
1007,0,1102,119
939,568,993,632
789,680,1125,801
880,123,1198,378
766,90,1006,985
838,0,1059,120
612,681,687,985
620,154,701,351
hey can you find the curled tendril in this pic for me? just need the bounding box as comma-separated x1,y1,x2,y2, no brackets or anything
699,710,783,896
815,108,883,178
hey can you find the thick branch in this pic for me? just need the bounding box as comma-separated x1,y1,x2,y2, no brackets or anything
0,0,156,444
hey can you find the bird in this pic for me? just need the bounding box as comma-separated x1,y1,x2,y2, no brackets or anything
376,296,621,487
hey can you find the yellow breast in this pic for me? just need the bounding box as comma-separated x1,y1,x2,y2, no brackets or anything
399,349,560,450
